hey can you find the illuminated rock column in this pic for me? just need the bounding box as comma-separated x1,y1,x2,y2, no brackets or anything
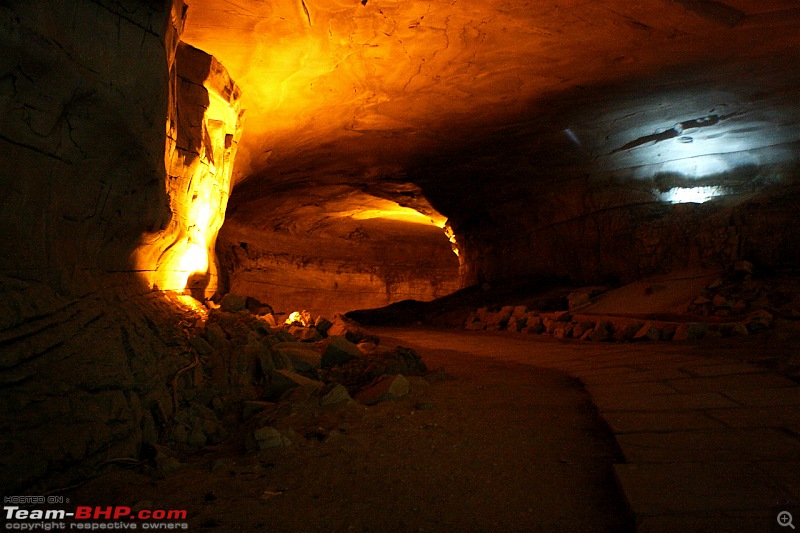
136,41,244,299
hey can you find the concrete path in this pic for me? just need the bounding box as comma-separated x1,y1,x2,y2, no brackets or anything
374,327,800,533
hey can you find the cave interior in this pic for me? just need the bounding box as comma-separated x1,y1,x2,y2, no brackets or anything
1,0,799,528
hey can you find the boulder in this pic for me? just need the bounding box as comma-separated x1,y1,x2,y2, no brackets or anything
149,445,185,474
484,307,512,331
254,427,290,449
354,375,411,406
512,305,528,320
552,311,572,322
731,300,748,313
465,319,485,331
356,341,393,356
734,260,755,275
264,369,323,401
672,324,689,341
732,323,750,336
315,316,334,336
219,293,246,313
245,296,273,315
747,309,773,333
712,294,729,308
271,343,323,373
319,384,351,406
633,322,661,341
242,401,273,419
464,312,485,330
243,336,271,379
567,287,607,310
205,323,230,354
523,316,545,334
268,348,294,371
321,336,363,368
394,346,428,376
572,322,595,339
590,321,614,342
660,324,677,341
288,325,323,342
567,291,591,310
188,335,215,356
273,330,297,343
672,323,708,341
553,325,573,339
546,320,570,335
327,315,375,344
259,313,277,327
614,321,642,341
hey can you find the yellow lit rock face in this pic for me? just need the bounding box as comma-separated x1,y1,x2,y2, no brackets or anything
135,41,244,299
216,185,460,317
182,0,798,184
183,0,799,296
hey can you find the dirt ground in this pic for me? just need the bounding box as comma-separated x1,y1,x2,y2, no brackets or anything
70,330,635,532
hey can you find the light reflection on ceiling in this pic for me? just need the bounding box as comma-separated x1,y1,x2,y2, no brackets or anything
658,186,729,204
181,0,800,186
181,0,799,245
347,203,446,227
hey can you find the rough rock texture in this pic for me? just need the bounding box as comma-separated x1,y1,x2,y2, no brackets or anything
0,0,241,491
0,1,175,290
0,282,201,491
3,0,800,493
184,0,799,294
454,182,800,288
136,40,243,298
216,188,460,318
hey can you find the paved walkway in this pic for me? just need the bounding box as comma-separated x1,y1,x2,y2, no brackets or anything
374,327,800,532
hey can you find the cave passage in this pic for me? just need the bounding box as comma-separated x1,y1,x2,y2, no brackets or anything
215,185,462,318
1,0,799,530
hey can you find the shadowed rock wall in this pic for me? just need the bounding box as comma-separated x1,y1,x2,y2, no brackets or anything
0,0,239,491
453,182,800,288
415,60,800,288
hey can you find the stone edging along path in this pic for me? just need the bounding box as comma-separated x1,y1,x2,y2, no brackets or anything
464,305,775,342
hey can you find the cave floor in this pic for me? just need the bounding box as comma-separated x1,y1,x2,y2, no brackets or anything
374,327,800,532
71,326,800,532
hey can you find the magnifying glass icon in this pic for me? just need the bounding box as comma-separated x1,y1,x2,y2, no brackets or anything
779,511,795,529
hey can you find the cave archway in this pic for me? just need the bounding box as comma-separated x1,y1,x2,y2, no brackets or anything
216,183,461,317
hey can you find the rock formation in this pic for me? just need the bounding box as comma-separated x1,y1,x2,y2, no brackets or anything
1,0,799,492
0,0,241,491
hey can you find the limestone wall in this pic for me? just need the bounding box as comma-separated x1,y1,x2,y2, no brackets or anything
135,41,243,300
0,0,240,491
217,213,460,318
453,179,800,288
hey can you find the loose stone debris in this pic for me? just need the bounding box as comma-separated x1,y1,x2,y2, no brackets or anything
163,297,428,458
462,263,799,343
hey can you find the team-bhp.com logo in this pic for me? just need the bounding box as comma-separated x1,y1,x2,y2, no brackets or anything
4,504,188,530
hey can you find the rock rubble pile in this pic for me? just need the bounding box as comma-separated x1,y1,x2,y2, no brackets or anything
462,263,798,342
164,295,428,454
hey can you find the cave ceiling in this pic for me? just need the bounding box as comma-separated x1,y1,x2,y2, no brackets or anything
181,0,800,234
